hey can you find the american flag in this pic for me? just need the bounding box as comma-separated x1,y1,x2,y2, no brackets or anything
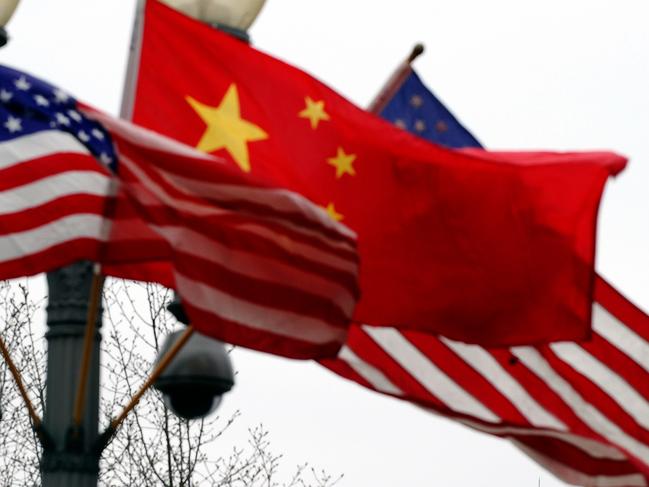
0,65,119,277
319,60,649,484
0,64,360,359
323,278,649,486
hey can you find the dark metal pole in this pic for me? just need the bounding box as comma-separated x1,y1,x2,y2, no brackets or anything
41,261,103,487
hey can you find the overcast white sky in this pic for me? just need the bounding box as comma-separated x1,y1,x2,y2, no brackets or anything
2,1,649,485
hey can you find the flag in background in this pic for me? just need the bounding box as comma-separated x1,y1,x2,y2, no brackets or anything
0,64,360,359
322,49,649,485
369,46,482,149
129,0,627,347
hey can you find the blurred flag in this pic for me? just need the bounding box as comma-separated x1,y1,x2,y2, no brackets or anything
322,280,649,486
322,50,649,485
0,64,359,359
369,45,481,148
129,1,626,346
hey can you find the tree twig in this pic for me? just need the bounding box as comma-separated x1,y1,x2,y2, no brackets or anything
0,333,41,429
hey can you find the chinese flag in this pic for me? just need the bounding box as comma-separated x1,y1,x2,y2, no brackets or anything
131,0,626,346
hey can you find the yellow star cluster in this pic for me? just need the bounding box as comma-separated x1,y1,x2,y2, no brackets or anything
185,85,357,222
298,96,357,221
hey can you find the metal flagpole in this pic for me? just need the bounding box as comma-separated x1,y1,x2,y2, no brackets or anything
367,43,424,115
121,0,147,121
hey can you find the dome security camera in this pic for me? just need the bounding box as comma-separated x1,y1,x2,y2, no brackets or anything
153,330,234,420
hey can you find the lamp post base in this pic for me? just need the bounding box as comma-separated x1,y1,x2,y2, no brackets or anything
41,261,103,487
41,451,100,487
42,472,99,487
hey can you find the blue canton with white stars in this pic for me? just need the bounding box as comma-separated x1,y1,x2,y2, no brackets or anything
380,70,482,149
0,64,117,171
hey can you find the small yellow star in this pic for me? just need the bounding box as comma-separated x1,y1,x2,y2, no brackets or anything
324,202,343,222
186,84,268,172
327,147,357,179
298,97,330,129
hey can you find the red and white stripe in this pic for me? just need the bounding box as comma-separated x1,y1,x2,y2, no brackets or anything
95,112,360,359
0,129,114,277
0,109,359,359
322,276,649,485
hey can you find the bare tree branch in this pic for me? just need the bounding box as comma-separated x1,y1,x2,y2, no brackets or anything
0,278,343,487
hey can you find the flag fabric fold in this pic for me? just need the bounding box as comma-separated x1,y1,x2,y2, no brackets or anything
130,0,627,346
324,61,649,485
0,64,359,359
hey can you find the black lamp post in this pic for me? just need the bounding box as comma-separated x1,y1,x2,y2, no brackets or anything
42,262,105,487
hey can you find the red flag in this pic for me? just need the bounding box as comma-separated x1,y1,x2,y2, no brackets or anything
130,0,627,346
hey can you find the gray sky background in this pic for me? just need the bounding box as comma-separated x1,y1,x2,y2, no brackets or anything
2,1,648,485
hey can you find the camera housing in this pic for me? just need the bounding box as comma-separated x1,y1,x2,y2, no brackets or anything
153,330,234,420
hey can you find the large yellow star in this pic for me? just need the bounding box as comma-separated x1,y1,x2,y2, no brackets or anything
327,147,357,179
298,97,330,129
186,84,268,172
324,202,343,222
